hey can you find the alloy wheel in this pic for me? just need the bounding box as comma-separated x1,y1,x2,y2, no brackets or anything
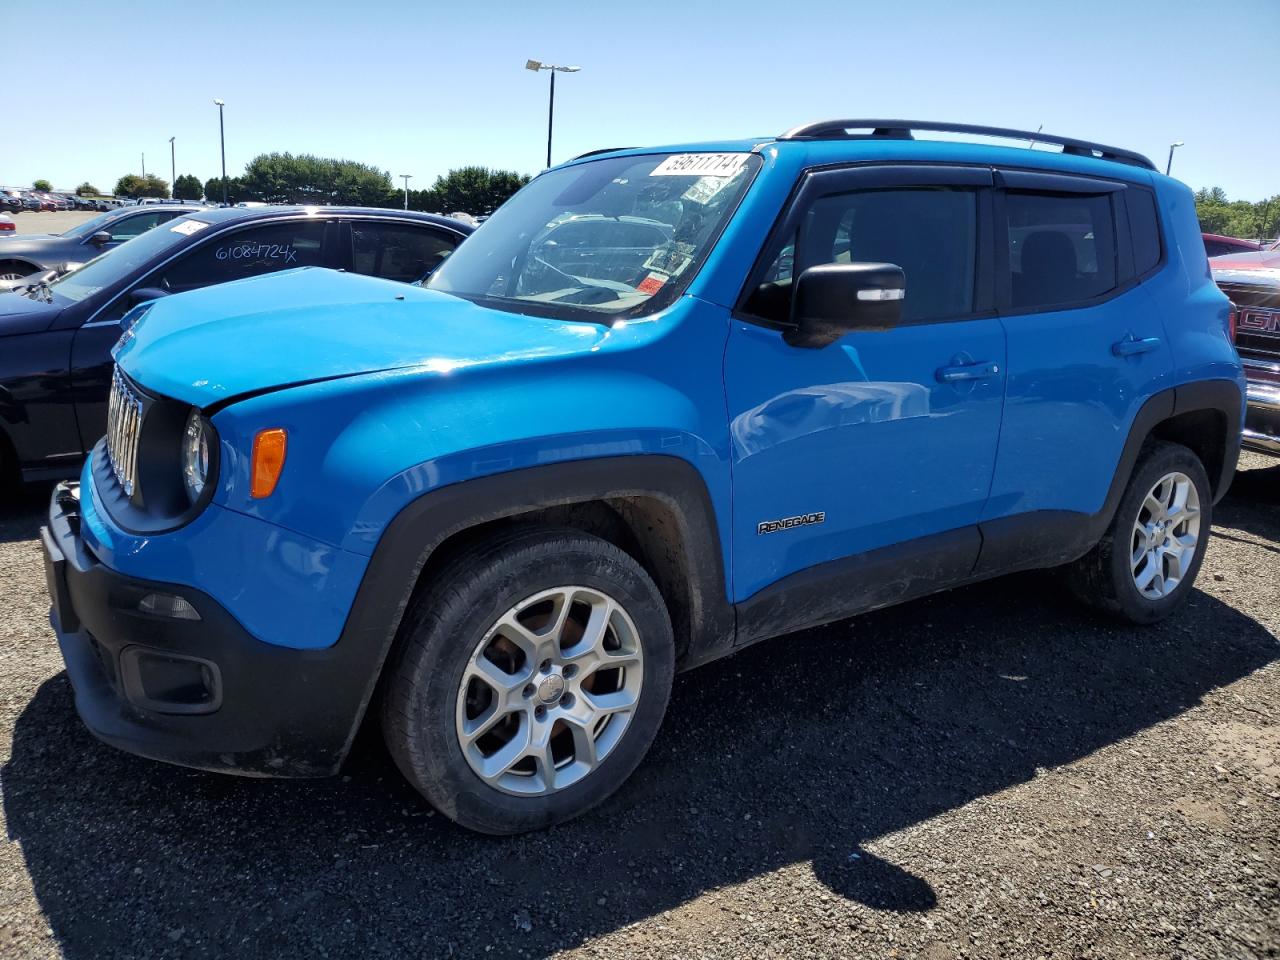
455,586,644,797
1131,471,1201,600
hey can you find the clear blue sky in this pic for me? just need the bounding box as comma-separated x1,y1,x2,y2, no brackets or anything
6,0,1277,199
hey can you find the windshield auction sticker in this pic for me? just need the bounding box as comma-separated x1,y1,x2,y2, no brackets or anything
650,153,750,177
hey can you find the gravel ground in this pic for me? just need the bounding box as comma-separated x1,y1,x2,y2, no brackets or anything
1,455,1277,960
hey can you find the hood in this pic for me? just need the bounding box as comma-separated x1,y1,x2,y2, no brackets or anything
0,291,63,336
1210,250,1280,290
114,267,613,408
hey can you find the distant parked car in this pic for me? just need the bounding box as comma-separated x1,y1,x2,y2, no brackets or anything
0,205,472,481
0,205,195,281
1,194,21,214
0,214,13,233
1203,233,1261,258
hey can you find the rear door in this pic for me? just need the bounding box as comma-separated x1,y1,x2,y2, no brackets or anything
981,171,1173,559
725,164,1005,603
338,219,466,284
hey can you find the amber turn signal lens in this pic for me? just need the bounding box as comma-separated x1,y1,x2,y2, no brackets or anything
250,428,287,499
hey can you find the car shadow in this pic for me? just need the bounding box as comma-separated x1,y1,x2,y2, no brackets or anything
4,571,1275,959
1218,458,1280,543
0,481,53,545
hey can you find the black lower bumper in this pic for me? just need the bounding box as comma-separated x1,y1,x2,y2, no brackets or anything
41,482,380,778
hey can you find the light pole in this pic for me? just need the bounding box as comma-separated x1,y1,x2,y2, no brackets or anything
525,60,580,168
169,136,175,197
214,98,227,206
1165,140,1184,176
400,174,412,210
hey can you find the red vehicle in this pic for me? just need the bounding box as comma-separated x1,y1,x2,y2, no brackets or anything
1213,240,1280,455
1203,232,1261,258
0,214,14,233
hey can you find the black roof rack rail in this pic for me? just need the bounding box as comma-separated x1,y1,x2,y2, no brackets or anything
778,119,1156,170
570,147,635,161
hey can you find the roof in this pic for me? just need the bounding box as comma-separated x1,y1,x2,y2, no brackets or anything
186,205,474,233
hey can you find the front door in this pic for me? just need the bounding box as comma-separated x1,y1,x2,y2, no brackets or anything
724,164,1005,607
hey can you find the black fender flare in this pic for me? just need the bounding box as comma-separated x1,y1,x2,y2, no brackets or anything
330,455,736,762
1098,380,1242,529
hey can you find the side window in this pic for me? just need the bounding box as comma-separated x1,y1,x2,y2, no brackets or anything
156,221,327,292
1126,188,1161,275
351,223,459,284
109,212,165,241
1006,192,1117,311
744,187,978,325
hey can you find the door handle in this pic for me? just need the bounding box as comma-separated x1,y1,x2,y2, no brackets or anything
1112,335,1161,357
936,361,1001,383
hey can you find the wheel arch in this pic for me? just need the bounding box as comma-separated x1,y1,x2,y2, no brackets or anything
0,257,42,278
1101,380,1242,532
332,455,736,764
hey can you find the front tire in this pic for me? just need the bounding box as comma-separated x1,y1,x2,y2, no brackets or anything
1067,440,1211,624
381,526,675,835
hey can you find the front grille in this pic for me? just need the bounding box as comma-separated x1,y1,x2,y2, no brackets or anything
1219,282,1280,363
106,366,144,496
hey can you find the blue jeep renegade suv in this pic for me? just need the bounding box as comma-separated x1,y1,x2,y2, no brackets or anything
41,120,1244,835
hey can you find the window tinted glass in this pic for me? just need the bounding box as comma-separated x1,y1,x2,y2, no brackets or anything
1126,188,1161,275
1006,192,1116,311
158,220,327,291
747,187,978,324
110,211,167,241
351,222,459,284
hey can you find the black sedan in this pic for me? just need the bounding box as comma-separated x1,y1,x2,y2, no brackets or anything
0,206,472,483
0,205,196,282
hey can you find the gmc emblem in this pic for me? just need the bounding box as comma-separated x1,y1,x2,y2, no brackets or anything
1238,305,1280,335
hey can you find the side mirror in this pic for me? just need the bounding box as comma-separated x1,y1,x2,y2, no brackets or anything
89,231,113,246
128,287,169,306
784,262,906,348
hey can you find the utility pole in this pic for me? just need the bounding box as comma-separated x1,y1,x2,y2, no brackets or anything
141,153,146,178
169,137,176,196
1165,141,1184,176
400,174,412,210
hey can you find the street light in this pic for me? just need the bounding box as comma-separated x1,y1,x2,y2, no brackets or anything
214,98,227,206
169,136,175,197
1165,140,1184,176
525,59,580,168
400,174,412,211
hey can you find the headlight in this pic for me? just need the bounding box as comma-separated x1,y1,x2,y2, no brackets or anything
182,409,211,504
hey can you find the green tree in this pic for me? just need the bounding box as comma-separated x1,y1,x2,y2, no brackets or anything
75,182,101,197
173,173,203,201
242,152,394,206
203,175,253,205
32,179,52,192
411,167,531,216
1195,187,1280,240
114,173,170,199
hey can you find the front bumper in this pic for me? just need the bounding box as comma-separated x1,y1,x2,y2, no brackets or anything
1243,375,1280,456
42,481,379,778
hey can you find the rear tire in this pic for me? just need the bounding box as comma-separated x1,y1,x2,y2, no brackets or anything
381,526,675,835
1067,440,1211,624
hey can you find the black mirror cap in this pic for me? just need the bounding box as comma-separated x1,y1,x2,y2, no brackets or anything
89,231,112,245
785,262,905,348
128,287,169,306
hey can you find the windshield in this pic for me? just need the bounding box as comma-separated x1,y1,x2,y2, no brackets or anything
59,209,120,239
49,216,208,303
428,151,760,320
